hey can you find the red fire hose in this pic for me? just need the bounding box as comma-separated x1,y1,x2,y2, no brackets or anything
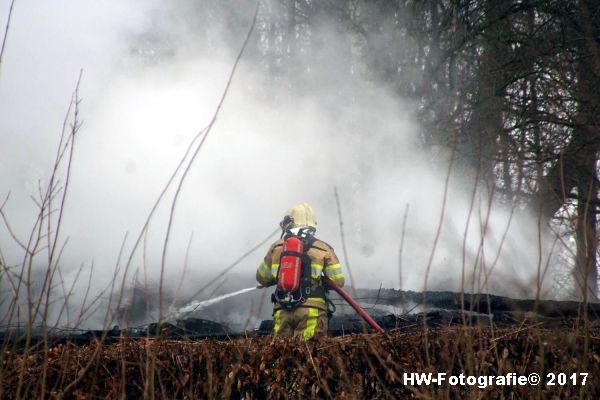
323,278,385,333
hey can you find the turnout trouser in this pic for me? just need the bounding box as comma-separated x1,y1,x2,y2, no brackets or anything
272,306,328,339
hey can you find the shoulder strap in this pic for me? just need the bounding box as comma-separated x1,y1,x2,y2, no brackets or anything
302,235,316,251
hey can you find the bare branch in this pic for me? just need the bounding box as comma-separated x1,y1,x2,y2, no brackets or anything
0,0,16,72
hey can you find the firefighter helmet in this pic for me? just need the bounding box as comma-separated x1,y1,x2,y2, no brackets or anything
280,202,317,230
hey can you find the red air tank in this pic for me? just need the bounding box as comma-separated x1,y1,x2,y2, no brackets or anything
277,236,304,292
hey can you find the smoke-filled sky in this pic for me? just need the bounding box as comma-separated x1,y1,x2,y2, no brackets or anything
0,1,567,328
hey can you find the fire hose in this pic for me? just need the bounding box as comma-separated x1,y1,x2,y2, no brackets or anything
322,278,385,333
259,279,385,333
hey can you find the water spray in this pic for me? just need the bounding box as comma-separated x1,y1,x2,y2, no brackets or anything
169,280,385,334
169,286,259,320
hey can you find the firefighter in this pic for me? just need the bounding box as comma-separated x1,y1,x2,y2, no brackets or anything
256,203,345,339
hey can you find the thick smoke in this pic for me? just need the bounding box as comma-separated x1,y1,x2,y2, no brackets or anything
0,1,564,329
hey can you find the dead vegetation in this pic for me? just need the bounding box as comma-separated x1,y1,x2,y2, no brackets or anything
1,325,598,399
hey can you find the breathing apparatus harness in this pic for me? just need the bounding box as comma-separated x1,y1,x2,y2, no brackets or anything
271,216,326,310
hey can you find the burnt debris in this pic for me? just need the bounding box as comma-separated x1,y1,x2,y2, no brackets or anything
2,289,599,346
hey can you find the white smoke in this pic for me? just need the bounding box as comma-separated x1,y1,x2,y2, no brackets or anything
0,1,565,329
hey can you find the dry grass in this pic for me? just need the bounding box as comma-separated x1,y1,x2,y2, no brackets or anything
1,325,598,399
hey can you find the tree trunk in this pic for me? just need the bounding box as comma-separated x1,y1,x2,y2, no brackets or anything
573,0,600,300
463,0,509,181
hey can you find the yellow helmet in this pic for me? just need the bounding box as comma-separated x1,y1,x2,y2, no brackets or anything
281,202,317,230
